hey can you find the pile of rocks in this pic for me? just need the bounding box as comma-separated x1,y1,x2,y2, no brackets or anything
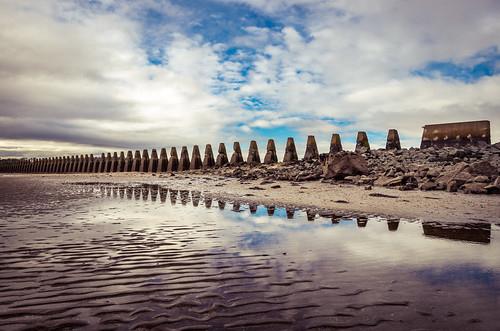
206,142,500,195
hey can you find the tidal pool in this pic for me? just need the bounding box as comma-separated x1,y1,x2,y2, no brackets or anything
0,177,499,330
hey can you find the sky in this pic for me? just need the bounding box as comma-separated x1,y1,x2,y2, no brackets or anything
1,0,499,159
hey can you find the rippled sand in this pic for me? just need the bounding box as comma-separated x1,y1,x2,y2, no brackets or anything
0,177,499,330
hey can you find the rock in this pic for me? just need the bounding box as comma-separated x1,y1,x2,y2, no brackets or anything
484,177,500,194
468,160,497,176
420,181,437,191
473,175,489,183
324,152,369,179
462,182,487,194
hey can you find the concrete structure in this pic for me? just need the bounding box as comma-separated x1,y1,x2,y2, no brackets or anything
167,147,179,172
111,152,119,172
149,149,158,173
105,153,112,172
330,133,343,154
159,148,168,172
124,151,133,172
283,137,298,163
386,129,401,150
87,154,94,172
203,144,215,169
132,150,141,172
139,149,149,172
304,135,319,161
247,140,261,165
216,143,229,167
355,131,370,153
420,120,490,149
230,142,244,165
179,146,191,171
190,145,203,170
118,152,125,172
264,139,278,164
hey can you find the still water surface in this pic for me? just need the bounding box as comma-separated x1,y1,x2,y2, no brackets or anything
0,177,499,330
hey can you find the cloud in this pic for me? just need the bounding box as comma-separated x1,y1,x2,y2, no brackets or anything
0,0,499,157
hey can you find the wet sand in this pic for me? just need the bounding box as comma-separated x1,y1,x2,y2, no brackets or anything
1,177,499,330
11,173,500,223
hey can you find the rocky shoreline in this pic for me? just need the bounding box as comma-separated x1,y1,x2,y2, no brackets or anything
203,142,500,195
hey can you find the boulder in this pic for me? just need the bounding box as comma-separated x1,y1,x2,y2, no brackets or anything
324,152,369,179
462,182,487,194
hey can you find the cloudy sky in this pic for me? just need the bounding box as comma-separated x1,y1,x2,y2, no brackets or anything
1,0,499,158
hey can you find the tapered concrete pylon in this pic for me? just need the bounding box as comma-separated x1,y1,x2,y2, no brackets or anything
303,135,319,161
355,131,370,153
140,149,149,172
111,152,119,172
386,129,401,150
179,146,191,171
99,153,106,172
92,155,99,173
203,144,215,169
72,155,79,173
264,139,278,164
124,151,133,172
215,143,228,167
148,149,159,172
247,140,261,165
230,142,244,166
329,133,343,154
167,147,179,172
78,155,85,172
158,148,168,172
131,150,141,172
118,152,125,172
104,153,112,172
81,155,88,173
87,154,94,172
283,137,298,163
190,145,203,170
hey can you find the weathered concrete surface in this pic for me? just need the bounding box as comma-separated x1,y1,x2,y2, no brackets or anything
87,154,94,173
132,151,141,172
79,155,86,172
386,129,401,150
304,135,319,161
216,143,229,167
283,137,298,163
355,131,370,153
167,147,179,172
203,144,215,169
247,140,261,165
421,120,491,149
264,139,278,164
230,142,244,166
124,151,133,172
330,134,343,154
111,152,118,172
118,152,125,172
140,150,150,173
159,148,168,172
104,153,112,173
190,145,203,170
149,149,159,173
179,146,191,171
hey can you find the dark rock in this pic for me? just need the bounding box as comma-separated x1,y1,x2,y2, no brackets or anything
324,152,369,179
462,182,487,194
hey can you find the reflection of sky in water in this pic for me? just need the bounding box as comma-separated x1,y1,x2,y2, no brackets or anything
3,181,498,329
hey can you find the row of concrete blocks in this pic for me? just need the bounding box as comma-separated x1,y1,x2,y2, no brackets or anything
0,129,401,173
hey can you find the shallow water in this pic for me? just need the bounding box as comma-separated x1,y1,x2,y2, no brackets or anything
0,177,499,330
